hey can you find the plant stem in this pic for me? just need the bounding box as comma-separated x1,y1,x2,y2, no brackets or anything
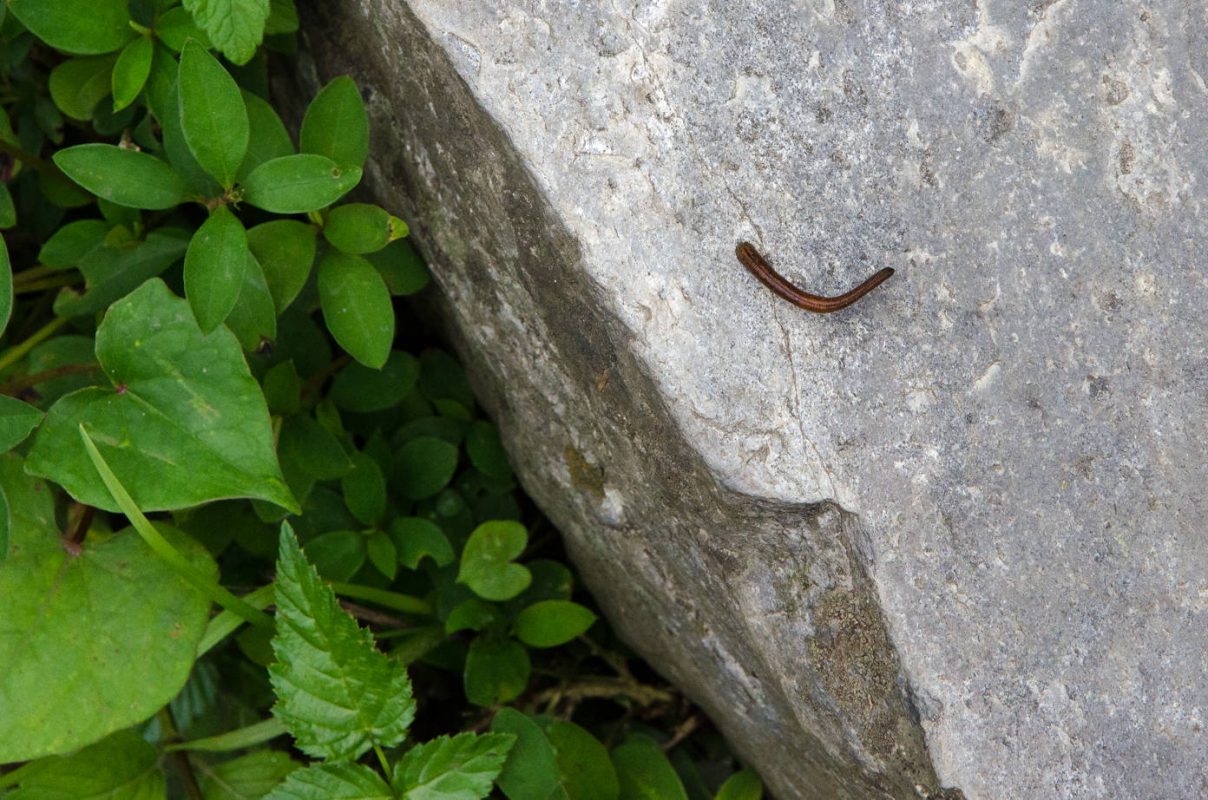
157,708,203,800
0,315,68,372
329,581,432,616
0,362,100,396
166,717,287,753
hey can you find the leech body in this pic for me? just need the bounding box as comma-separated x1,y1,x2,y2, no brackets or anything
735,241,894,313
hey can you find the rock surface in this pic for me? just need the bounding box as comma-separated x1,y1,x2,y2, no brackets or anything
293,2,1208,797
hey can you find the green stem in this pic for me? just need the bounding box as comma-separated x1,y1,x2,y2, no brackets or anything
373,744,391,777
79,425,275,630
12,264,59,284
329,581,432,616
14,274,80,294
0,315,68,372
165,718,287,753
196,583,276,656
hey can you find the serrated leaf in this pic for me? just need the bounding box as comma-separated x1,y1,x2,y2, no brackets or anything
27,279,297,513
0,454,213,762
184,0,270,65
513,601,597,649
49,55,117,121
264,763,392,800
184,204,248,332
458,521,531,602
270,524,416,761
242,154,361,214
391,732,515,800
6,730,164,800
179,40,249,188
611,736,688,800
0,396,43,453
8,0,135,55
491,709,559,800
300,76,368,167
197,750,300,800
247,219,316,312
331,350,419,413
54,228,190,318
318,249,394,369
112,36,154,112
54,144,187,209
464,636,530,708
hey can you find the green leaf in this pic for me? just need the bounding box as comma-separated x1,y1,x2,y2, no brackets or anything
445,598,501,635
0,184,15,229
262,360,300,415
391,732,515,800
465,636,530,708
183,0,270,65
242,154,361,213
179,40,249,188
155,6,212,51
366,530,396,580
331,350,419,413
27,279,297,513
0,484,8,562
542,720,620,800
0,454,214,761
264,763,392,800
0,396,43,453
513,601,597,648
458,521,531,601
265,0,299,35
271,524,415,760
184,204,249,332
466,421,511,480
54,228,190,318
392,436,458,501
392,517,454,569
226,252,278,350
300,76,368,167
112,36,154,112
323,203,402,255
39,219,109,267
8,0,134,55
49,55,117,121
714,769,763,800
611,737,688,800
160,74,223,197
491,709,560,800
5,730,164,799
197,750,301,800
318,249,395,369
54,144,187,209
342,452,386,525
239,89,294,181
247,219,316,312
302,530,366,582
367,239,430,296
0,234,10,338
280,413,353,481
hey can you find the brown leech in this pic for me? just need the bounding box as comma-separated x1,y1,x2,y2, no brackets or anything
735,241,894,313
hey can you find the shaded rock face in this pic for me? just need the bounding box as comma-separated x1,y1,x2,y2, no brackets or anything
293,2,1208,797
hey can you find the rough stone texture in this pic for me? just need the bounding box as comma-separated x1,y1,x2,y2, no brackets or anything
292,2,1208,797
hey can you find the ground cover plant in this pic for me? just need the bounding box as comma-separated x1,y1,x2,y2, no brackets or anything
0,2,762,798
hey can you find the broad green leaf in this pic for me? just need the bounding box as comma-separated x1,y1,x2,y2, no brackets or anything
392,517,454,569
0,233,10,337
184,204,248,332
6,730,164,800
242,154,361,214
54,144,187,209
239,89,294,181
392,436,458,501
184,0,270,65
28,279,297,513
323,203,404,255
0,184,14,228
179,40,249,188
342,451,386,525
0,483,8,562
466,421,511,480
265,0,299,35
0,396,43,453
543,720,620,800
300,76,368,167
225,252,277,350
39,218,109,268
280,413,352,481
458,521,531,601
54,228,190,318
0,454,213,761
491,709,559,800
8,0,134,55
264,763,391,800
48,55,117,121
465,636,530,708
144,42,178,122
391,732,515,800
112,36,154,112
155,6,212,52
513,601,597,648
714,769,763,800
366,530,396,580
197,750,301,800
247,219,316,312
270,525,416,760
611,736,688,800
160,75,223,196
331,350,419,413
262,360,300,415
303,530,365,582
318,250,394,369
367,239,430,296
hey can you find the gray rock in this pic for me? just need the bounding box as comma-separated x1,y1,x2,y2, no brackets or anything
292,2,1208,797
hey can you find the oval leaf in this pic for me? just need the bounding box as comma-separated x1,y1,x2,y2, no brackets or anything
611,736,689,800
54,144,187,210
184,204,248,332
9,0,134,55
179,40,249,189
239,89,294,181
458,520,531,602
392,436,458,501
112,36,154,112
490,708,558,798
513,600,597,649
242,154,361,213
322,203,392,255
466,638,531,709
544,720,620,800
318,249,394,369
247,219,316,312
0,396,43,454
330,350,419,413
49,55,117,121
300,76,368,167
0,234,10,338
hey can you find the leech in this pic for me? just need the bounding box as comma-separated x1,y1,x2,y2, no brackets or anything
735,241,894,313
